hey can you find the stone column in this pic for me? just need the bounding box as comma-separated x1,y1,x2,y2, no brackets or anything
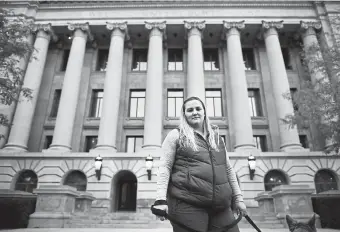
95,22,128,151
300,21,334,150
142,21,166,151
184,21,205,101
49,23,92,151
224,21,256,151
0,34,34,149
262,21,302,151
4,24,56,151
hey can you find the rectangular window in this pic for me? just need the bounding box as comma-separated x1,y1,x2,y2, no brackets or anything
253,136,267,152
126,136,143,153
96,49,109,71
290,88,299,111
132,49,148,71
90,90,104,118
282,48,293,70
60,49,70,71
248,89,263,117
129,90,145,117
299,135,309,148
242,48,256,70
203,48,220,71
168,49,183,71
205,90,222,117
167,90,184,117
85,136,98,152
43,136,53,149
50,89,61,118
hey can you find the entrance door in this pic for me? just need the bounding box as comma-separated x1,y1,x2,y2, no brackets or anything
117,177,137,211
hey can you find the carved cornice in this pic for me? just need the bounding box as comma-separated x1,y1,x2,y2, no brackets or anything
223,20,245,30
262,20,284,31
106,21,130,40
300,20,322,32
31,23,58,42
67,22,94,41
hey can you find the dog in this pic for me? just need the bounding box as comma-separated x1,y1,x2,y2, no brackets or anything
286,214,316,232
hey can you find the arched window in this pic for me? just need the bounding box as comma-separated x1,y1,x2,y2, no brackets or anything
264,170,288,191
315,169,338,193
64,170,87,191
15,170,38,193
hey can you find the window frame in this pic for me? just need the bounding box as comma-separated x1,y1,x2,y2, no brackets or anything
167,48,184,71
129,90,146,118
253,135,268,152
242,48,256,70
126,136,144,153
50,89,62,118
60,49,70,72
89,89,104,118
96,49,109,71
167,89,184,117
203,48,220,71
85,136,98,152
248,89,263,117
205,89,223,117
132,49,148,72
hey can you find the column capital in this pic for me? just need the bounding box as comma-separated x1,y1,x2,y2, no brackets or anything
31,23,58,42
300,21,322,31
184,20,206,31
262,20,284,31
145,21,166,39
106,21,130,40
67,22,94,41
223,20,245,31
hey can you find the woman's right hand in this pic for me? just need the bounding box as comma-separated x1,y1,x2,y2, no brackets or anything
151,200,168,221
153,204,168,221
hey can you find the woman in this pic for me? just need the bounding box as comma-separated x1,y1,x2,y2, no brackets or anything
152,96,247,232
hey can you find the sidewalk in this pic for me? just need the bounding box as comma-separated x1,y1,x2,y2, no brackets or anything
1,229,340,232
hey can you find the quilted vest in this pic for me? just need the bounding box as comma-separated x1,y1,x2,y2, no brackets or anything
168,131,233,210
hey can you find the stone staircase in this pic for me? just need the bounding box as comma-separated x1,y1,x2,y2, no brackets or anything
65,212,285,229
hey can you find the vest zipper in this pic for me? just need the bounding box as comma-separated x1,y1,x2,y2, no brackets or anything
208,146,216,206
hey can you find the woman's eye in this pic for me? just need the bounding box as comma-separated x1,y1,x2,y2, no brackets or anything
186,109,193,112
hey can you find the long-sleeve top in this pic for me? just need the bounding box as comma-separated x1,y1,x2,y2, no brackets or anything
156,129,244,204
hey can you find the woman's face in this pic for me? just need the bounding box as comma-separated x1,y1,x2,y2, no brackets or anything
184,100,205,128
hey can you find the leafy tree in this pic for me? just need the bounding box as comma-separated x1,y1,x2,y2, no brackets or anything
0,7,33,138
282,20,340,154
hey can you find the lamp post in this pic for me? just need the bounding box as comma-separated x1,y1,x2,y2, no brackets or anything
248,154,256,180
145,154,154,181
94,155,103,181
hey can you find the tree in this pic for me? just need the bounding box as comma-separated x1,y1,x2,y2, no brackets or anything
0,7,33,137
282,19,340,154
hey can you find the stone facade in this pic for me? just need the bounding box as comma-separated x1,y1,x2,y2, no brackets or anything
0,0,340,224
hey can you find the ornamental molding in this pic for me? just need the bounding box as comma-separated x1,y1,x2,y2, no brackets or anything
67,22,94,41
106,21,130,40
300,20,322,31
31,23,58,42
145,21,167,31
35,1,313,9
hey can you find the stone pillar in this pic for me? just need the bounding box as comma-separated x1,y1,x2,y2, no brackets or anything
0,34,34,149
224,21,256,151
49,23,93,151
254,191,275,218
28,185,79,228
268,185,316,227
184,21,205,101
95,22,128,151
300,21,334,150
142,21,166,151
262,21,302,151
4,24,56,151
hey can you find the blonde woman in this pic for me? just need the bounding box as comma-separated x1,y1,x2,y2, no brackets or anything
152,96,247,232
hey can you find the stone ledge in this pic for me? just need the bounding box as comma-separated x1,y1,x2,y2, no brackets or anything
268,185,315,196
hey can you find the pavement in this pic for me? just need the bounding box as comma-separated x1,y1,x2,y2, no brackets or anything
1,229,340,232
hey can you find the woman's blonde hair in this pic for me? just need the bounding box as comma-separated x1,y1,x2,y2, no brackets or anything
179,96,220,151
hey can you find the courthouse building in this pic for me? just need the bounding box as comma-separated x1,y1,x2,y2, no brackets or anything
0,0,340,227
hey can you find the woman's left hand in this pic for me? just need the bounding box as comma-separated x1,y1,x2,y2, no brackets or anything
235,201,247,216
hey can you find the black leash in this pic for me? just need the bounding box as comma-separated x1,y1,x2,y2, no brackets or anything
244,215,262,232
151,205,243,232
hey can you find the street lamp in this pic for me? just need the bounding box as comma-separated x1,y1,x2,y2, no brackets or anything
94,155,103,181
145,154,154,181
248,154,256,180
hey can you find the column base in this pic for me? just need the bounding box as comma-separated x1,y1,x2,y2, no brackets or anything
280,143,304,152
94,144,117,151
47,144,71,152
2,143,28,152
